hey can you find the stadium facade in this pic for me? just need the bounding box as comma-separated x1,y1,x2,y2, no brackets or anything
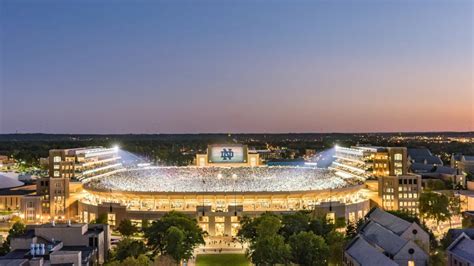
21,145,373,237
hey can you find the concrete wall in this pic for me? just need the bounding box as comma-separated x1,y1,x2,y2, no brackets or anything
50,250,81,266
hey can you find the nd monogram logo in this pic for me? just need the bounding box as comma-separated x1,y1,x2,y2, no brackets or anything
220,148,234,160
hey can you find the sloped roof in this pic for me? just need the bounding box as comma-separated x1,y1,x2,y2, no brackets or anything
367,208,411,235
408,149,442,165
360,221,407,256
447,234,474,262
345,235,398,266
448,229,474,241
434,166,458,175
410,163,435,173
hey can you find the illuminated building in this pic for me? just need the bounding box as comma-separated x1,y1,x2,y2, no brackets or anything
378,174,421,213
0,155,16,170
17,144,371,236
331,145,408,179
77,144,370,236
35,147,122,221
452,154,474,175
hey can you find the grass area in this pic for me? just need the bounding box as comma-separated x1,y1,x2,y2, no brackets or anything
196,254,250,266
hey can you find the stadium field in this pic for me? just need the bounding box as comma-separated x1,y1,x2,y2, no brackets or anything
196,254,250,266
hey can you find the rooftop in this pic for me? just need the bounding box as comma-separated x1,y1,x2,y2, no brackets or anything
367,208,411,235
345,235,398,266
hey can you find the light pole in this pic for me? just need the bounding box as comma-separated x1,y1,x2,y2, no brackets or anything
232,174,237,216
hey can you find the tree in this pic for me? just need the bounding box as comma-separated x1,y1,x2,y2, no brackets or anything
238,213,279,243
430,249,447,266
144,211,205,260
345,218,364,240
288,231,329,266
419,192,451,225
106,254,151,266
308,215,334,237
247,215,291,265
279,211,310,240
153,254,176,266
142,219,150,231
163,226,185,264
117,219,138,237
326,231,346,266
114,238,147,261
250,234,291,265
91,213,108,224
0,221,26,255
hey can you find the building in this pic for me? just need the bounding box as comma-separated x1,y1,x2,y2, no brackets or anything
0,155,16,170
446,230,474,266
77,144,371,236
35,147,122,221
344,208,429,266
0,185,36,213
408,148,443,174
419,166,466,188
331,145,407,179
378,174,421,212
47,147,122,181
0,222,110,266
452,154,474,176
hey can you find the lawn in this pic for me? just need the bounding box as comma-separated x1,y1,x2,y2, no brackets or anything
196,254,250,266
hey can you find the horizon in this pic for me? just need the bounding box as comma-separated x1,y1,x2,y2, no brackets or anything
1,0,473,134
1,130,474,136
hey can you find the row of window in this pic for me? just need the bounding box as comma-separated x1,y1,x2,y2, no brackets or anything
399,178,418,185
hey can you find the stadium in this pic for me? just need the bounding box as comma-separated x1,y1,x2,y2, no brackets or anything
78,145,372,236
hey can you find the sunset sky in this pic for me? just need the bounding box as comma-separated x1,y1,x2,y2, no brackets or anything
0,0,472,134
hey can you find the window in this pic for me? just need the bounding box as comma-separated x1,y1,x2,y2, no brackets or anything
394,153,403,161
54,171,60,177
408,261,415,266
107,213,116,226
53,156,61,163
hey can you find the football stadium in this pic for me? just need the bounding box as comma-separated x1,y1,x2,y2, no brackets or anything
78,145,372,236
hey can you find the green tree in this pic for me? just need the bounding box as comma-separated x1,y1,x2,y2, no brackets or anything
419,191,451,225
326,231,346,266
106,254,151,266
238,213,278,243
430,249,447,266
163,226,185,264
142,219,150,231
345,219,364,240
117,219,138,237
0,221,26,255
308,215,334,237
248,215,290,265
91,213,108,224
279,211,310,240
114,238,147,261
144,211,204,260
289,231,329,266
